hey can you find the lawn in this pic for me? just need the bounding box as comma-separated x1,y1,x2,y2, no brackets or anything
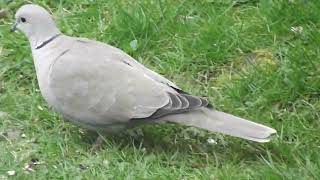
0,0,320,179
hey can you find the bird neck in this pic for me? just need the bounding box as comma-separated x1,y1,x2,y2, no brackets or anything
28,28,61,49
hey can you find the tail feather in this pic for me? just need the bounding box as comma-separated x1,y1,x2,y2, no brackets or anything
160,107,276,143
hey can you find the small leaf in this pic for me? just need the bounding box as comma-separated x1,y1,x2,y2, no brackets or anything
130,39,138,51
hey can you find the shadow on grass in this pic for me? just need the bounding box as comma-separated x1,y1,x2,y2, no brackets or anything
77,123,276,166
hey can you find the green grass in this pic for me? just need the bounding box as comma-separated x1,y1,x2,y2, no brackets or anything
1,0,320,179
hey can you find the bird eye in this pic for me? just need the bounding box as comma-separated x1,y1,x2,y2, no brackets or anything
20,17,26,23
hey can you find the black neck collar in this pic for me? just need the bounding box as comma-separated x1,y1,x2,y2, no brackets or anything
35,33,61,50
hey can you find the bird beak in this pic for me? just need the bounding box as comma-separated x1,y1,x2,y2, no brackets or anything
10,22,18,32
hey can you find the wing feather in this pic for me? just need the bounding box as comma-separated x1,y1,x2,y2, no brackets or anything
48,39,170,126
49,37,211,126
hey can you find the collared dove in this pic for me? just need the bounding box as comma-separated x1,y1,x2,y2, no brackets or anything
12,4,276,143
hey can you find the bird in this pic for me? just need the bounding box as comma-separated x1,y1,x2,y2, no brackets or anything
11,4,276,143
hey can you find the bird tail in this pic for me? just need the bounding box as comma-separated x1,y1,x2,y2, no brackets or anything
160,107,276,143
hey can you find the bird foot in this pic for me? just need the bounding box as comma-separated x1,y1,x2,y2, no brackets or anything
90,134,105,152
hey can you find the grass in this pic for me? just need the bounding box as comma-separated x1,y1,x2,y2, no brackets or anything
0,0,320,179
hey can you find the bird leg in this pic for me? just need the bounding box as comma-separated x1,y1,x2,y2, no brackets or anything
90,133,106,152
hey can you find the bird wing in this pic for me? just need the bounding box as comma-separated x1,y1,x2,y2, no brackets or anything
48,37,208,127
76,38,181,90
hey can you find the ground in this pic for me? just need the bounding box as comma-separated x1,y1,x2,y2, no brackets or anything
0,0,320,179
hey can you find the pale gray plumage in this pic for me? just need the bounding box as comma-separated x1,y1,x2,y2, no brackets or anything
13,4,276,142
